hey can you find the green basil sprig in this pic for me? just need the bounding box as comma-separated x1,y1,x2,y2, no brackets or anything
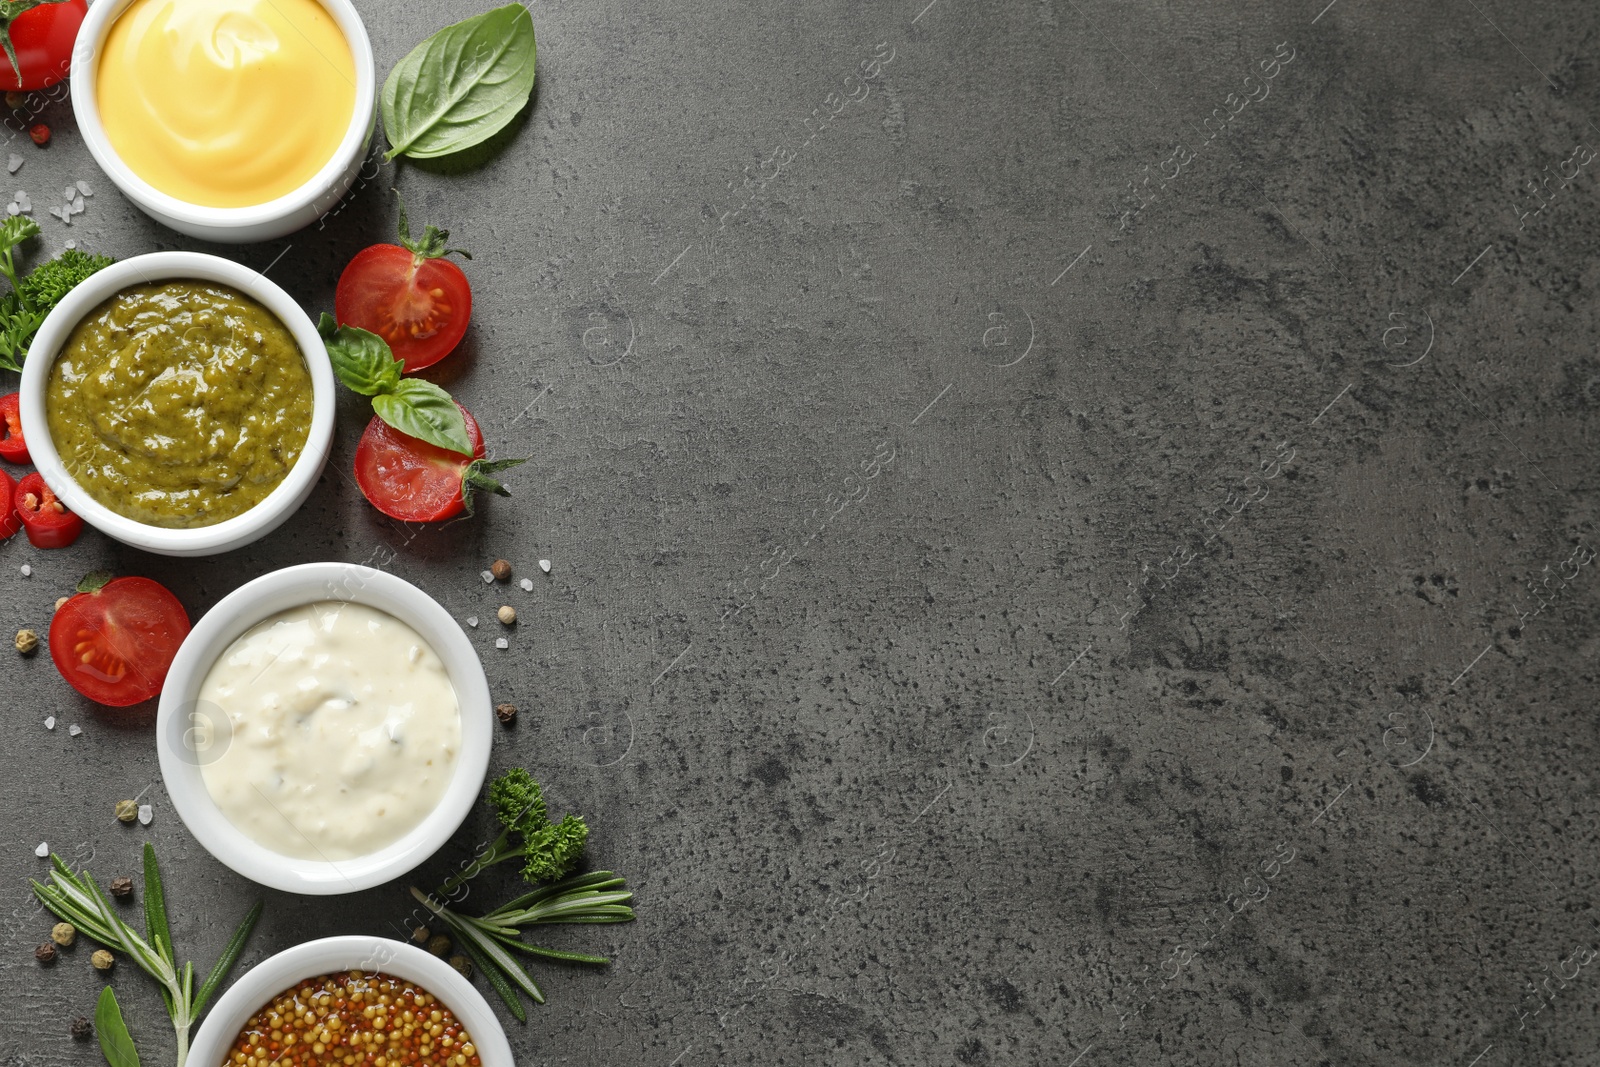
95,988,140,1067
318,313,473,456
382,4,537,161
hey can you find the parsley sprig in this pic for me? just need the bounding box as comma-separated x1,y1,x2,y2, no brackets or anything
0,215,113,372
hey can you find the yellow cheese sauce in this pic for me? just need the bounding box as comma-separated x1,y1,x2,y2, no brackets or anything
96,0,356,208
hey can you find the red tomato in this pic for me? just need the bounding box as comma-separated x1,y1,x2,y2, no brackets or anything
354,404,488,521
0,0,87,91
0,467,20,539
14,471,81,548
0,392,30,463
334,212,472,373
49,575,190,706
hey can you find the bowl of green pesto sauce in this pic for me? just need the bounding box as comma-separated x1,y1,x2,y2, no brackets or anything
18,252,334,556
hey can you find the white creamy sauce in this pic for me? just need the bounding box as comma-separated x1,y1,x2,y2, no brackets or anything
198,600,461,861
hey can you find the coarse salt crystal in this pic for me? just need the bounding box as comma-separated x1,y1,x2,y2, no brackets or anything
61,186,72,201
137,804,152,826
480,570,494,584
519,578,533,591
63,240,74,250
34,842,48,858
43,716,54,730
19,564,30,577
539,559,551,573
67,724,81,737
75,180,91,196
6,154,21,173
6,203,16,216
495,637,509,650
466,616,479,627
69,195,83,214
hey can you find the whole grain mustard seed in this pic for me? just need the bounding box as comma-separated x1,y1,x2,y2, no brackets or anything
223,971,481,1067
90,949,114,971
50,922,75,947
115,799,139,823
14,628,38,655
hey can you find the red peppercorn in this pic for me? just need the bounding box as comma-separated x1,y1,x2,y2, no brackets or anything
28,124,48,146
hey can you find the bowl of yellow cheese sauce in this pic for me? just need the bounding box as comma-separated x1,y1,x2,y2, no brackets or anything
70,0,375,241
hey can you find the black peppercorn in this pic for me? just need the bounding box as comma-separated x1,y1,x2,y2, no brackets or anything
109,876,134,899
70,1016,91,1040
496,703,517,726
34,941,56,964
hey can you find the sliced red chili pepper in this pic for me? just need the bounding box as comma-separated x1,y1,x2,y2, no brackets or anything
14,471,82,548
0,467,20,540
0,392,28,463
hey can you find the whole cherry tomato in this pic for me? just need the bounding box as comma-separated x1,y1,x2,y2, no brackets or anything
0,0,88,91
353,402,523,521
50,573,191,706
0,392,31,463
14,470,82,548
335,194,471,373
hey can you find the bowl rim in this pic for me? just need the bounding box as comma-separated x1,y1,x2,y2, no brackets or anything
155,562,493,895
16,251,336,555
69,0,377,229
187,936,515,1067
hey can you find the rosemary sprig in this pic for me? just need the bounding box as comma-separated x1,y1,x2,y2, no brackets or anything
411,870,634,1021
32,843,262,1067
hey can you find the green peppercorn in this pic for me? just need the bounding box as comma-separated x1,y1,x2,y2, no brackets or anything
426,934,451,958
115,800,138,824
448,955,472,978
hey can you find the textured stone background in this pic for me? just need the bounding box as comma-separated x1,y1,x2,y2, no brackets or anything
3,0,1600,1063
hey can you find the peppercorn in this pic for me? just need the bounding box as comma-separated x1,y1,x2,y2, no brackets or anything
69,1016,91,1040
109,876,134,900
410,924,430,944
14,628,38,655
490,558,512,581
34,941,56,964
28,124,47,146
50,922,75,947
3,91,24,110
426,934,452,957
448,955,473,978
497,605,516,625
496,702,518,726
115,799,139,824
90,949,113,971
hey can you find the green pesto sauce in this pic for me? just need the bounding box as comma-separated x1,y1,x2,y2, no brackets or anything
45,281,314,529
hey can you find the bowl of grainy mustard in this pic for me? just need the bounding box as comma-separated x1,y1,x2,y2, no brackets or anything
188,936,512,1067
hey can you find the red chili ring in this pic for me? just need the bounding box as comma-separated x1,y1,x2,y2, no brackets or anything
0,392,29,464
14,471,82,548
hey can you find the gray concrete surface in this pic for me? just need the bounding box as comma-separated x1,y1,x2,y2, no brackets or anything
3,0,1600,1063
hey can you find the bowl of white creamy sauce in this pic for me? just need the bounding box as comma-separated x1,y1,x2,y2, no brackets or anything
157,563,492,895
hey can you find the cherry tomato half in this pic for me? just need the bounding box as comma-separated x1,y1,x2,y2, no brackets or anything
0,467,21,539
14,471,82,548
0,0,87,91
334,204,472,373
50,575,190,706
0,392,31,463
354,403,486,522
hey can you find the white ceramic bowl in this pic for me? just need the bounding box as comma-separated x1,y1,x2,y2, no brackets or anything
18,251,335,556
156,563,493,895
188,936,514,1067
69,0,376,242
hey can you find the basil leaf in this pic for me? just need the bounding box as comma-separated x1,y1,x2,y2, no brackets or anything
372,379,472,455
95,987,141,1067
381,4,537,161
319,313,402,397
